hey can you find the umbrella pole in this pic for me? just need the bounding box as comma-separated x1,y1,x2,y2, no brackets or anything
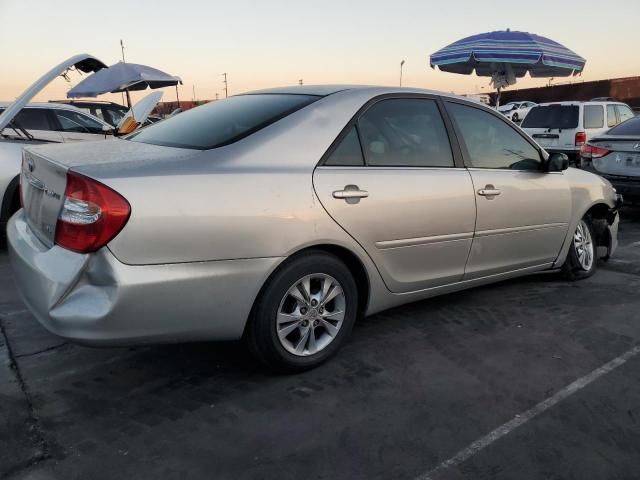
175,84,180,111
496,87,501,109
125,89,132,109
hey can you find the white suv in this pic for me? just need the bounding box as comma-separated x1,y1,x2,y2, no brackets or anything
521,101,635,163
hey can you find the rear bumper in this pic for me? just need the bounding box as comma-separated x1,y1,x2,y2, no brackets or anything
580,164,640,200
7,211,282,345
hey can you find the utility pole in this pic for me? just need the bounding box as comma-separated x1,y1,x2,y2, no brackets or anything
400,60,405,87
215,93,219,100
222,73,228,98
120,39,132,108
192,84,196,103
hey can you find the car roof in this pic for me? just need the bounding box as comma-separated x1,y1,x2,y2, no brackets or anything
243,84,453,98
0,101,95,111
50,99,128,108
534,101,628,107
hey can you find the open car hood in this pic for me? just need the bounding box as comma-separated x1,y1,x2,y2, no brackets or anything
116,91,163,133
0,54,107,132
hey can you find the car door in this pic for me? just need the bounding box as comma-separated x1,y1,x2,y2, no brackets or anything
51,108,110,141
313,96,476,293
445,100,571,279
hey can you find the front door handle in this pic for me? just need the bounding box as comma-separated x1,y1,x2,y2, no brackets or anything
477,184,501,198
332,185,368,203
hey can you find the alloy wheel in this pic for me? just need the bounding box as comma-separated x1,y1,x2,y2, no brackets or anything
276,273,346,356
573,220,594,271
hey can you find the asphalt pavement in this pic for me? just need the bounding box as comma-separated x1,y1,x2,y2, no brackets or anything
2,210,640,480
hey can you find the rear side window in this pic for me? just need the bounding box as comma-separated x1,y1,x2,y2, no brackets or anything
356,98,454,167
607,105,617,127
617,105,635,123
584,105,604,129
14,108,52,130
521,105,579,129
53,109,105,133
448,102,541,170
325,128,365,166
128,94,320,150
607,116,640,135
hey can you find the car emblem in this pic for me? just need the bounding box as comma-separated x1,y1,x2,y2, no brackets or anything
634,143,640,150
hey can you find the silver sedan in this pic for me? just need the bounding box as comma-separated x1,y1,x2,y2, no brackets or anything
8,86,621,371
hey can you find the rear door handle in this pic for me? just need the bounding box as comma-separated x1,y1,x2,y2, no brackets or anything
333,190,369,199
477,185,501,197
333,185,369,200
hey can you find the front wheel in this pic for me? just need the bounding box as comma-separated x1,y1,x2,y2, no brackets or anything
246,252,358,372
562,218,597,280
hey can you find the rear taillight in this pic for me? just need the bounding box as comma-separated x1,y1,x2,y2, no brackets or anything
575,131,587,146
580,143,610,159
54,172,130,253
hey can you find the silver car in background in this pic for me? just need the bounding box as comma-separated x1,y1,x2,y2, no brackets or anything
8,86,621,371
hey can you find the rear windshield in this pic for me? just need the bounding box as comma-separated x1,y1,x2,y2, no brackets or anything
607,116,640,136
521,105,579,129
128,94,321,150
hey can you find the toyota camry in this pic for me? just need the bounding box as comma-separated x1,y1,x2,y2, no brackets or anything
8,86,621,371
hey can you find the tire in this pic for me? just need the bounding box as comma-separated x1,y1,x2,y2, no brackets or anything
562,217,597,280
246,251,358,372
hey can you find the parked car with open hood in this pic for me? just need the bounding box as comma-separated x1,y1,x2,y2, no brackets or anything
580,115,640,203
0,102,115,142
8,85,621,371
521,101,635,163
498,101,536,122
0,55,162,232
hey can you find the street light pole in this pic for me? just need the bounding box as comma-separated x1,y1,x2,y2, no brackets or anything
400,60,405,87
222,73,228,98
120,39,132,108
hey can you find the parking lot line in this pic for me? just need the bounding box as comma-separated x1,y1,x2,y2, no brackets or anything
415,344,640,480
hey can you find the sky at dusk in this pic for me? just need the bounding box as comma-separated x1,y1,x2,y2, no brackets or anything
1,0,638,105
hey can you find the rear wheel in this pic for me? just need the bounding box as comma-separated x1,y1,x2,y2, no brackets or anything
246,251,358,372
562,217,597,280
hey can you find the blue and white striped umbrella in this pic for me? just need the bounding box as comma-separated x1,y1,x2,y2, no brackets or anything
430,30,585,80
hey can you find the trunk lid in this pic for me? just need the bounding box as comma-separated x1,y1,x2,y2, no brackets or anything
21,148,69,247
21,139,200,248
590,136,640,177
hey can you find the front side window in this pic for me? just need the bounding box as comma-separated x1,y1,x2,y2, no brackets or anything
584,105,604,129
356,98,454,167
128,94,320,150
607,105,617,127
448,102,542,170
617,105,635,123
14,108,52,130
324,127,365,166
54,109,105,133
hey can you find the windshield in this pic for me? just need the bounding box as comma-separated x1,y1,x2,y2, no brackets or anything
607,116,640,136
521,105,579,129
128,94,321,150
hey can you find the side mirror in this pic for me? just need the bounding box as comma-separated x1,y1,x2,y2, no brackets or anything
547,153,569,172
